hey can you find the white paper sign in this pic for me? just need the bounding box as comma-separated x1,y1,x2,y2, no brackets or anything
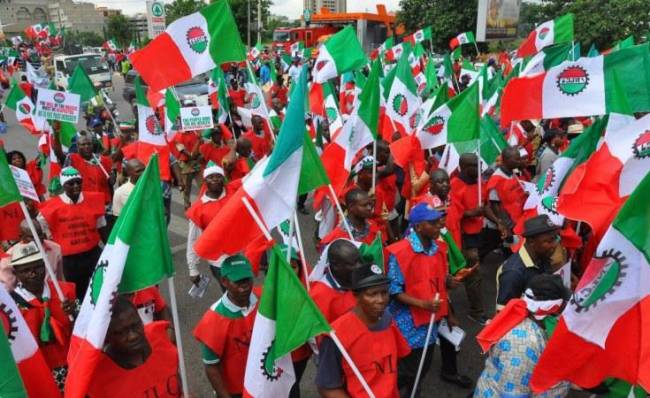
9,165,39,202
180,106,214,131
35,89,81,124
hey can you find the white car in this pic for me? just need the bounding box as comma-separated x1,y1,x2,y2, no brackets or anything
54,53,112,91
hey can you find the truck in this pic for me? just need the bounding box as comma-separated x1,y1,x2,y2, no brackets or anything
272,4,402,55
53,53,112,91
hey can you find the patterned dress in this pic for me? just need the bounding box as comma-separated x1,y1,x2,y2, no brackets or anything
474,318,569,398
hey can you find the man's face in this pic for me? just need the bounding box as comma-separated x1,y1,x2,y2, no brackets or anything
237,141,252,158
504,151,522,170
211,130,223,144
14,260,46,294
252,116,264,131
460,158,479,179
415,219,442,241
63,179,82,199
106,306,147,354
330,249,361,288
222,277,253,307
357,168,373,189
529,231,559,260
130,163,145,184
429,173,450,199
355,284,389,322
10,153,25,169
348,195,374,220
205,173,225,194
77,137,93,158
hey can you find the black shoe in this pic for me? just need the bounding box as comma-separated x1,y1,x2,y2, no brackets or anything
440,373,473,389
467,314,490,326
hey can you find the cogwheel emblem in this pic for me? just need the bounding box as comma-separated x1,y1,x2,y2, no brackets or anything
537,166,555,195
632,130,650,159
392,94,408,117
571,249,627,313
557,65,589,96
260,341,284,381
0,303,18,342
540,196,560,216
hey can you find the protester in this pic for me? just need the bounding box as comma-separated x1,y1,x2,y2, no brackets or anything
112,158,145,218
316,262,411,397
321,188,383,246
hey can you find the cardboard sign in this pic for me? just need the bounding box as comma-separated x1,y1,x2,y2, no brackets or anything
180,106,213,131
9,165,39,202
36,88,80,123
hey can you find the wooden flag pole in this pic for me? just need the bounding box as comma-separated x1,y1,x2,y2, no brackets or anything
293,212,311,292
409,293,439,398
327,183,354,240
166,276,190,397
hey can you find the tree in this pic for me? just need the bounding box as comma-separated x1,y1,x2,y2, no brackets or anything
397,0,478,52
106,15,133,48
213,0,272,45
64,31,104,47
518,0,650,50
165,0,204,25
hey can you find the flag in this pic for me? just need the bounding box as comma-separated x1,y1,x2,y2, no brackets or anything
406,27,432,45
501,44,650,128
102,39,119,52
519,42,575,77
359,234,384,271
517,13,574,58
557,113,649,239
134,76,166,146
0,320,27,398
194,67,308,260
370,36,394,60
416,82,480,149
0,285,62,397
440,115,507,173
385,42,407,63
127,40,137,54
531,172,650,393
323,82,343,136
130,0,246,92
4,83,43,135
248,41,263,60
312,26,369,83
24,23,47,40
0,148,21,207
67,64,97,103
298,132,330,195
243,245,331,397
210,67,231,124
449,32,476,49
245,62,270,120
26,62,49,88
290,41,304,56
588,43,600,57
164,89,181,137
385,50,421,135
65,155,174,398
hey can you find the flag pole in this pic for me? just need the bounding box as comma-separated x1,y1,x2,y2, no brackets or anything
166,276,190,397
242,196,273,241
286,213,295,263
293,212,310,291
371,139,377,194
474,42,480,57
329,330,376,398
409,293,439,398
327,183,354,240
477,138,482,206
18,201,66,302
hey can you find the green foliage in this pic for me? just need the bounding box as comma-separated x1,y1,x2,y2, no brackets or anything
519,0,650,50
165,0,204,25
106,15,133,48
397,0,477,52
64,31,104,47
213,0,272,45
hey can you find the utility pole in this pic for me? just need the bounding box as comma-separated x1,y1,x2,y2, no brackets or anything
257,0,261,44
247,0,251,47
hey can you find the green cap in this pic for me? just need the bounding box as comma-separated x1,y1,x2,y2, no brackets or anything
221,254,254,282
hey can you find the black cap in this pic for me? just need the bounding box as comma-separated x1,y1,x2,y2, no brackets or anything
522,215,560,238
526,274,571,301
350,263,389,291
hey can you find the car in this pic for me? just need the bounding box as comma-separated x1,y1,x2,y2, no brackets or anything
122,70,210,107
54,53,112,90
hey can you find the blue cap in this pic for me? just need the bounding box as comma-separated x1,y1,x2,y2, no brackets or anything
408,203,445,224
90,117,103,127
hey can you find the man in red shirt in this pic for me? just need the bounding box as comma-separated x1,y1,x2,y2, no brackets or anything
199,125,233,170
242,115,272,161
320,188,383,248
171,130,202,209
19,75,33,100
269,75,288,107
228,79,247,108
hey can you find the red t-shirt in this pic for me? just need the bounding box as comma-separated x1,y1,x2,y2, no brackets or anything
171,131,200,162
68,153,113,203
228,88,247,108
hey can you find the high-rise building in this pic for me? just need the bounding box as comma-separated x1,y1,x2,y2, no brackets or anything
303,0,347,15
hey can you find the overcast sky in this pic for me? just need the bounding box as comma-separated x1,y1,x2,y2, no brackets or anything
86,0,400,19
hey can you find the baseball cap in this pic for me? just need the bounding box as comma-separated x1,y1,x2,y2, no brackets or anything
408,203,445,224
10,241,43,266
221,254,254,282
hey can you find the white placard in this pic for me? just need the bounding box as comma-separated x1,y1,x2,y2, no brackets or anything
180,106,214,131
9,165,39,202
35,89,80,124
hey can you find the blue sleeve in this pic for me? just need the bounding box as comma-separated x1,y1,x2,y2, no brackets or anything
497,266,525,306
387,254,405,295
315,336,344,389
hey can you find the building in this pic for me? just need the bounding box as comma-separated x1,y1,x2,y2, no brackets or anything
0,0,107,36
96,7,122,19
129,13,149,40
303,0,346,15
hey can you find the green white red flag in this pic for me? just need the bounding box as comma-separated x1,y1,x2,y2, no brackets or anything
245,62,271,120
501,44,650,128
130,0,245,92
557,113,648,239
313,26,368,84
65,155,175,398
134,76,166,147
385,50,421,135
405,27,432,45
243,246,331,397
449,32,475,50
4,83,45,135
516,13,574,58
531,171,650,393
102,39,119,52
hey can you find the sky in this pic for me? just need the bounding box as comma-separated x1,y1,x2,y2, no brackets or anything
86,0,400,19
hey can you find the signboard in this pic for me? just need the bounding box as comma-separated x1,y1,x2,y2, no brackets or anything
35,89,80,124
146,1,167,39
9,165,39,202
180,106,214,131
476,0,521,41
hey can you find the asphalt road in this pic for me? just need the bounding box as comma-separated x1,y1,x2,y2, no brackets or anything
3,72,591,398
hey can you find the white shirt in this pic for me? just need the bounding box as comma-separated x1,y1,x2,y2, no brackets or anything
288,64,302,83
112,181,135,217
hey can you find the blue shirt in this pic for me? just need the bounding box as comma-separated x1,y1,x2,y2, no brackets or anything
387,229,439,349
259,64,271,85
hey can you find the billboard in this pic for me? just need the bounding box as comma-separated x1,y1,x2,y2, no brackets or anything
146,1,167,39
477,0,522,41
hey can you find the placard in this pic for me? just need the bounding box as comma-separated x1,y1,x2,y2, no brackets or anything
10,165,39,202
35,89,80,123
180,106,214,131
477,0,521,41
